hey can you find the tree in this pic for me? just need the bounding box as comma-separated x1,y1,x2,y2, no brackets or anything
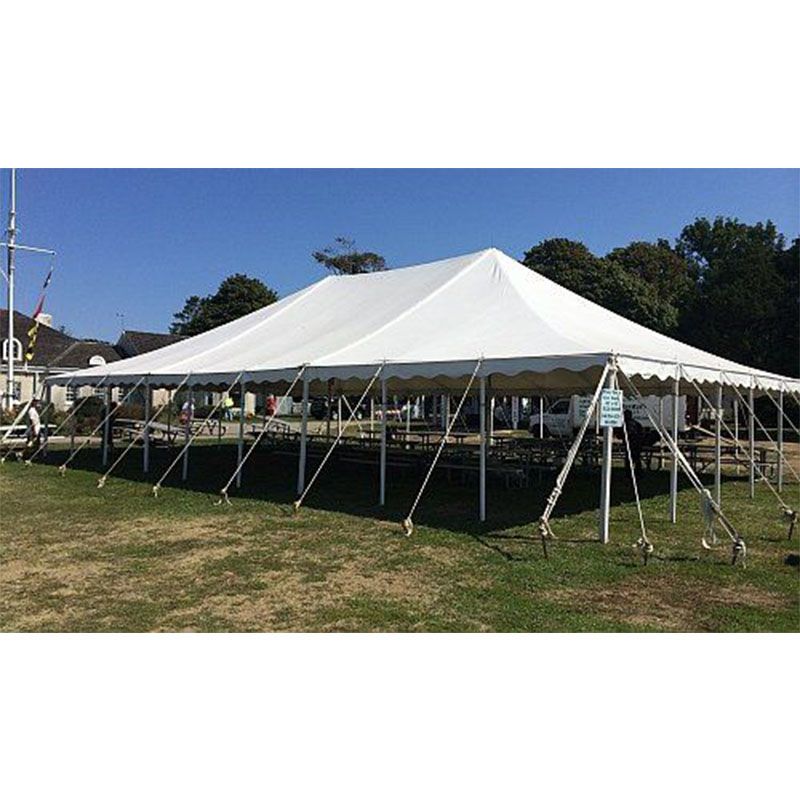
170,273,278,336
606,239,697,311
521,238,681,333
312,237,386,275
676,217,796,374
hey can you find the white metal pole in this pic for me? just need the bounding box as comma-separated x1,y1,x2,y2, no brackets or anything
297,376,310,494
670,372,679,523
236,376,245,489
715,382,722,507
182,389,192,481
5,169,16,411
379,378,387,506
143,378,151,473
539,396,544,438
337,395,342,437
406,397,412,434
370,397,374,432
102,385,112,466
598,363,616,544
777,389,784,492
489,396,495,439
748,380,755,499
733,399,740,475
479,376,486,521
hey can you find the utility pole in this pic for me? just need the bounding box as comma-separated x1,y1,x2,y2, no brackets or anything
2,169,56,410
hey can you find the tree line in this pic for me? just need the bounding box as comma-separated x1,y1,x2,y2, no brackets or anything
171,218,799,377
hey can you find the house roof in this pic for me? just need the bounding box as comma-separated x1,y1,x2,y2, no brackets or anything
0,310,121,369
48,339,122,369
118,329,186,356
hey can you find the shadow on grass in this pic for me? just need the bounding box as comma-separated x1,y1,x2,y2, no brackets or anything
33,440,741,540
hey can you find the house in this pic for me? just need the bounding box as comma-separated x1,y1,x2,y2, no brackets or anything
1,310,122,411
2,313,262,416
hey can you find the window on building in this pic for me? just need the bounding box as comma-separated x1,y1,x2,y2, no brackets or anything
2,338,23,362
65,384,76,404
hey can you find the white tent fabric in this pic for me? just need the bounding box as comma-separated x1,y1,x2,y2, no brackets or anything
58,248,799,394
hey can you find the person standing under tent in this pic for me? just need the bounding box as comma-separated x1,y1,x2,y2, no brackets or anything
622,409,645,474
223,394,235,420
265,394,278,417
26,400,42,451
179,396,195,431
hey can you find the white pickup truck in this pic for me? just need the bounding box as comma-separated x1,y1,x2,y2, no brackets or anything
529,394,687,438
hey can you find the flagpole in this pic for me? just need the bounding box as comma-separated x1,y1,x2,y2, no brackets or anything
1,169,56,411
5,169,16,411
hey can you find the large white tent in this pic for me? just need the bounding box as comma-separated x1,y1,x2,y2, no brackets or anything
45,248,798,549
58,248,799,394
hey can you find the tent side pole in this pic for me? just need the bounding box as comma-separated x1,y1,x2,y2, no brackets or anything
379,378,387,506
749,380,755,499
297,376,310,495
733,399,740,475
479,376,486,522
182,389,192,481
777,389,784,492
670,371,679,523
102,385,112,466
539,396,544,439
715,381,722,507
143,378,151,474
236,376,245,489
598,363,616,544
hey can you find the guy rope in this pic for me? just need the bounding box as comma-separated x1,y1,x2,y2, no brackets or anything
294,364,384,512
619,371,746,566
58,377,145,474
23,377,106,465
537,362,610,558
97,374,192,488
621,407,653,564
216,366,307,505
402,358,483,537
684,368,798,541
152,372,244,497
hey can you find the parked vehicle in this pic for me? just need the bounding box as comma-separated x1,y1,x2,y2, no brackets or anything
529,394,687,438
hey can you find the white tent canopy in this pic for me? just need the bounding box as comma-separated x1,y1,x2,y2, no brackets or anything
57,248,799,395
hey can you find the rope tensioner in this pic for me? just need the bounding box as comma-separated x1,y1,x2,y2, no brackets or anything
402,518,414,538
633,536,654,565
784,508,797,540
214,488,232,507
538,518,556,559
731,537,747,567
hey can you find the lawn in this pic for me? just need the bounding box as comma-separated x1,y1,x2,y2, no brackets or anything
1,440,798,632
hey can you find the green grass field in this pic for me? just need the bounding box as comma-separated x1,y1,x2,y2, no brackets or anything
1,440,798,632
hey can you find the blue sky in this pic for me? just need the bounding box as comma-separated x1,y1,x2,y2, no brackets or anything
3,169,798,342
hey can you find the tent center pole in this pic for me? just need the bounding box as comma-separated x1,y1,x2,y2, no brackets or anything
598,362,617,544
379,378,387,506
669,369,680,523
297,376,310,495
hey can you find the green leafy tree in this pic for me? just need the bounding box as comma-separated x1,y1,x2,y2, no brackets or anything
313,237,386,275
676,217,797,374
521,238,681,333
170,273,278,336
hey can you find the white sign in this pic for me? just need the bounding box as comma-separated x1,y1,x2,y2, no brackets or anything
599,388,623,428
